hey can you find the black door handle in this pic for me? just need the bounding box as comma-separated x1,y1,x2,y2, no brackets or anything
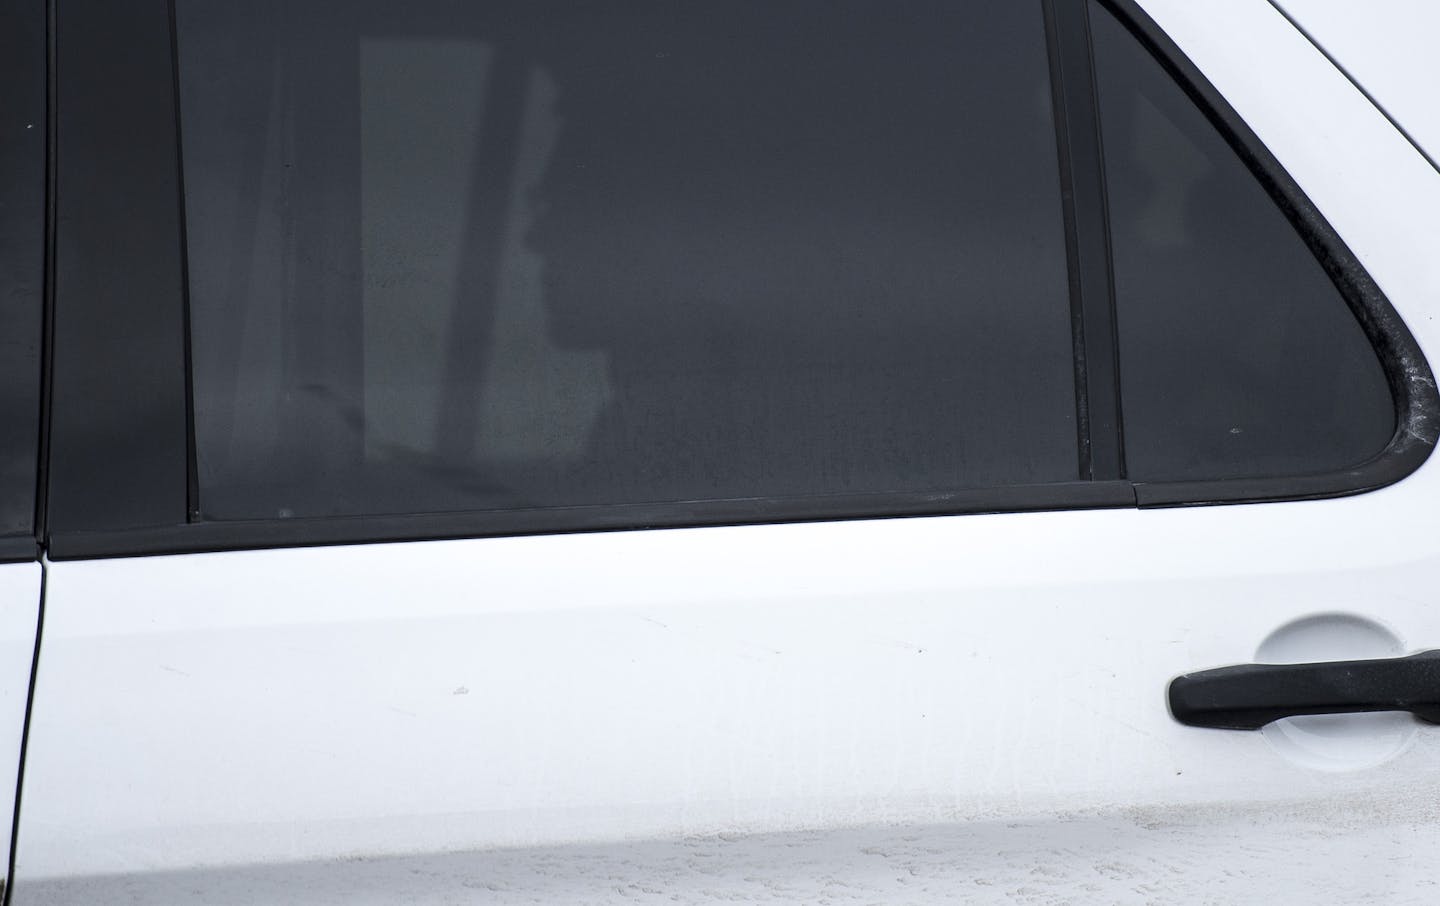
1169,649,1440,730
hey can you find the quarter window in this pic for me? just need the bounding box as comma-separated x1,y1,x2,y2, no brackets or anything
1090,2,1394,482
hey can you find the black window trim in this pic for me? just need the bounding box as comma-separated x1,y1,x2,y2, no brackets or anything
0,538,39,567
1045,0,1126,484
0,0,48,565
39,0,1439,561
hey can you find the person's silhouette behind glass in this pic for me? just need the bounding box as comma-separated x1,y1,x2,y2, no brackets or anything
522,2,1077,507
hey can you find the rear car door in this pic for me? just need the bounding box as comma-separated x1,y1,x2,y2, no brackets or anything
14,0,1440,902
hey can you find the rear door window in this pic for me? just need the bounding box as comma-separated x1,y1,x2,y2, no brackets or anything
176,0,1078,520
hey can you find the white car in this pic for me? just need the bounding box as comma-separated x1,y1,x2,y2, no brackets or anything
0,0,1437,902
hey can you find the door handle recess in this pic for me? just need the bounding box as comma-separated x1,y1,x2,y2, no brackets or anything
1169,649,1440,730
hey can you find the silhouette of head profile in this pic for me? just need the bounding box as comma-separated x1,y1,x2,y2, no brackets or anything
512,3,1071,501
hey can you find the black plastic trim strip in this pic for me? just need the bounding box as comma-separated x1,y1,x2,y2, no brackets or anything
1099,0,1439,508
1042,0,1092,481
33,0,58,546
47,481,1138,561
0,0,47,553
166,0,201,524
1044,0,1125,482
45,0,190,535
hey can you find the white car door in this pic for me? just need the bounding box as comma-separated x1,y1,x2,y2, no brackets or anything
13,0,1440,903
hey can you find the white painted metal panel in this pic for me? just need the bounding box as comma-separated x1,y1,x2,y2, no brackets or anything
0,562,41,887
20,502,1440,900
1278,0,1440,168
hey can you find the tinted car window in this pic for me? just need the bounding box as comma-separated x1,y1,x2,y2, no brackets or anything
1090,2,1394,482
176,0,1077,520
